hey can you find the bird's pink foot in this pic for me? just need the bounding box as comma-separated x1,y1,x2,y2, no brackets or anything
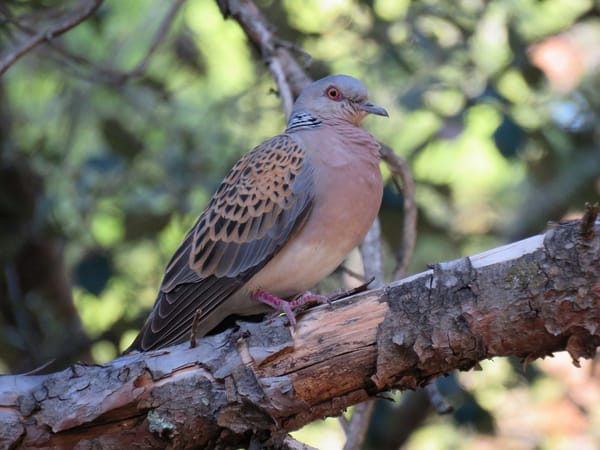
252,290,329,328
289,291,330,309
253,290,297,327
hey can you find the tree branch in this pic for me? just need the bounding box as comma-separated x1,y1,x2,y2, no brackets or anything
379,143,418,280
0,0,186,85
217,0,312,117
0,0,104,76
1,218,598,449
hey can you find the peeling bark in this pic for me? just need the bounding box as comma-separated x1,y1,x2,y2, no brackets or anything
1,219,599,449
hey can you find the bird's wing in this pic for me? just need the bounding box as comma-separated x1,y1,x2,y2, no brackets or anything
128,134,314,351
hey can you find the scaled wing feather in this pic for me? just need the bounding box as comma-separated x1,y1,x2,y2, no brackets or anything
127,134,314,351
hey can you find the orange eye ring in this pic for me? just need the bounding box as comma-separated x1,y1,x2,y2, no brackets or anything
326,86,342,101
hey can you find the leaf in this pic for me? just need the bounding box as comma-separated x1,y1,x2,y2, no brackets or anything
100,118,144,161
74,249,113,296
124,211,172,240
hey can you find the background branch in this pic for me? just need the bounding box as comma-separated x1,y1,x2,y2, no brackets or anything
0,0,186,84
217,0,312,117
0,0,103,76
379,143,418,280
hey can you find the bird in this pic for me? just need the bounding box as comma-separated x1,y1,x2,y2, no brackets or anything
126,74,388,352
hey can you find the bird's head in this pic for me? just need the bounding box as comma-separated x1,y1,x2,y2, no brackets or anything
291,74,388,126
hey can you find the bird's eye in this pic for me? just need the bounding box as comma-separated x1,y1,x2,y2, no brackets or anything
326,87,341,101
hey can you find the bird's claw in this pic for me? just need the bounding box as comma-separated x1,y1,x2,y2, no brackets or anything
253,290,330,328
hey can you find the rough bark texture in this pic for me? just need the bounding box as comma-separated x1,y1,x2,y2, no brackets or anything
1,219,599,449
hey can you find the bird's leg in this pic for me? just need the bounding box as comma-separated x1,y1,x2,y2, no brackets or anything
252,290,330,328
254,277,377,328
253,290,298,327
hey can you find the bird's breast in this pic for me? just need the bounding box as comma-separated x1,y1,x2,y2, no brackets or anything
245,128,383,298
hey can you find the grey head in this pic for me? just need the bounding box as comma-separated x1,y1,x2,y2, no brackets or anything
290,74,388,127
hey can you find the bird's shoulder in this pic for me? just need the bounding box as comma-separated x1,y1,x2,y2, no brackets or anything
186,133,314,276
202,134,310,236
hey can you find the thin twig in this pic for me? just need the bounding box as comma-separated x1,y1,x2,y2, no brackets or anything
379,144,452,419
21,359,57,375
327,277,375,303
275,38,312,68
339,265,366,283
189,308,203,349
269,53,295,118
359,218,385,288
379,143,418,280
338,414,350,433
424,383,453,414
217,0,312,113
1,0,186,84
0,0,104,76
342,401,376,450
579,202,599,241
281,435,319,450
0,4,36,35
342,219,386,450
106,0,187,83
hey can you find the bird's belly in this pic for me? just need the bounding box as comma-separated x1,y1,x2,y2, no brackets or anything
245,162,382,298
249,241,344,296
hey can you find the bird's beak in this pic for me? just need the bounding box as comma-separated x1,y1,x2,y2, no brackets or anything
358,101,389,117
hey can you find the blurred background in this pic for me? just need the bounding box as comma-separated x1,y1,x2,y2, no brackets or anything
1,0,599,448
